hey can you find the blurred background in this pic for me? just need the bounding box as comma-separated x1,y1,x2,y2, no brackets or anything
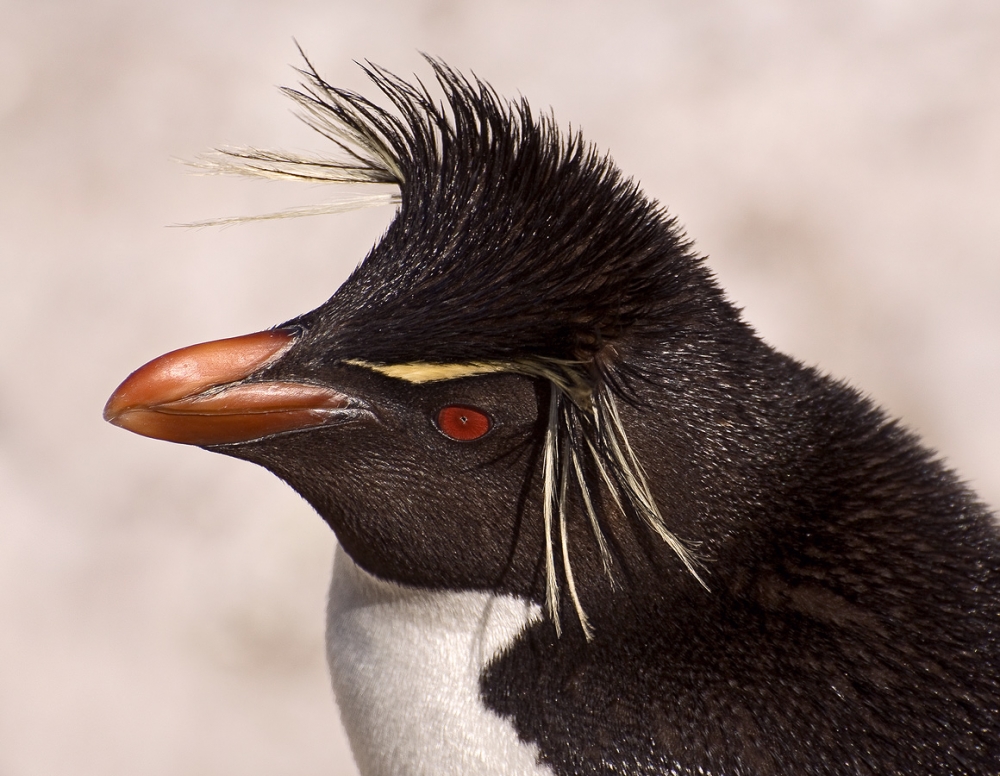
1,1,998,774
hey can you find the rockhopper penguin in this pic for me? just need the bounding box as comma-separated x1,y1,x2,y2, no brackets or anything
105,57,1000,775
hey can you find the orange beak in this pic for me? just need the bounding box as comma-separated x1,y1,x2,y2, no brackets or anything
104,329,351,446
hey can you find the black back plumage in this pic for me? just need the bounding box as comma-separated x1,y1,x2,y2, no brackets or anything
207,58,1000,774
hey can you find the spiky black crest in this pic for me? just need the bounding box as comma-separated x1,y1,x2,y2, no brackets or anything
326,64,734,369
213,54,733,372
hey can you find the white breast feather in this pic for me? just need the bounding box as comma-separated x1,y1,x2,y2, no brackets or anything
326,545,554,776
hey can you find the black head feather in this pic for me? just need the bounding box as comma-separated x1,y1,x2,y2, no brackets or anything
226,57,732,373
224,57,739,631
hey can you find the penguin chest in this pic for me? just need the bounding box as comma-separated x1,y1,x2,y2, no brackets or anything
326,546,552,776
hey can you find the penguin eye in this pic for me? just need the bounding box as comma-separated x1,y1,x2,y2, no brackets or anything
435,405,491,441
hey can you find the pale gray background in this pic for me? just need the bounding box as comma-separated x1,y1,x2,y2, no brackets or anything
2,2,998,774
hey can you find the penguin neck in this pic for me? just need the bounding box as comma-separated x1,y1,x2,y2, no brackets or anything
326,545,554,776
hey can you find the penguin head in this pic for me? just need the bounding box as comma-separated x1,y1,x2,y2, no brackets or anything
105,57,770,636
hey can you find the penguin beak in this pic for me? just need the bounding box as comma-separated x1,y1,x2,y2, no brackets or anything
104,329,351,446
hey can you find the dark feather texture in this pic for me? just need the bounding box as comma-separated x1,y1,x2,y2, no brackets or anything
217,56,727,367
189,58,1000,774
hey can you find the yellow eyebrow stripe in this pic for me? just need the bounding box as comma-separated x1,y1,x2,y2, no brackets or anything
345,357,594,410
344,359,510,383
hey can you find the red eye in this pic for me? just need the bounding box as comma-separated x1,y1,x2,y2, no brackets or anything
436,405,491,441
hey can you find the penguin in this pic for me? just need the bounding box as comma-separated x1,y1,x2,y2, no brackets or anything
104,57,1000,776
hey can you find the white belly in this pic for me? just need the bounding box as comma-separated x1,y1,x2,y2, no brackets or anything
326,545,554,776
